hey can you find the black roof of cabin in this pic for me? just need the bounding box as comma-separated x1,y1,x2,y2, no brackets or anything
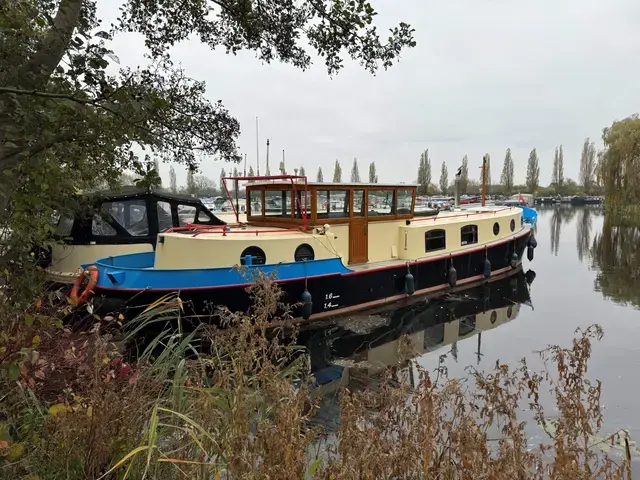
85,186,204,204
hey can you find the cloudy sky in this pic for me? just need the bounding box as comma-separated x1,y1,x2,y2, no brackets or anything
100,0,640,187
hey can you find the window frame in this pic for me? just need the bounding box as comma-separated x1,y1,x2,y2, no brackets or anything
425,228,447,253
460,224,479,246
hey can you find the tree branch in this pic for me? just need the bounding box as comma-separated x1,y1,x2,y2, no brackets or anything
19,0,84,90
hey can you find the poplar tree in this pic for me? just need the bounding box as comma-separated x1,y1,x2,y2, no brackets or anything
332,160,342,183
317,167,324,182
417,150,431,195
439,162,448,195
500,148,515,195
525,148,540,192
459,155,469,194
169,165,177,193
350,158,361,182
368,162,378,183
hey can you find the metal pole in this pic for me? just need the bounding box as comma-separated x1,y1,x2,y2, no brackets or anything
266,139,270,175
256,117,260,176
481,155,487,206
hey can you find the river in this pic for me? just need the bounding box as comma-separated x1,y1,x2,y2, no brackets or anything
297,205,640,463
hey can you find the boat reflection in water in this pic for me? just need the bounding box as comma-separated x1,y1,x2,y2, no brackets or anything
297,268,535,429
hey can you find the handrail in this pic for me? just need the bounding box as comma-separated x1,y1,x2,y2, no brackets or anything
191,227,304,237
409,207,514,223
221,174,309,230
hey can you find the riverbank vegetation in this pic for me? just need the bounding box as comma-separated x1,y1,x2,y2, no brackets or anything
0,278,634,479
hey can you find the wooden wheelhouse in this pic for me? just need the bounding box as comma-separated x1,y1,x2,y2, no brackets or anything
224,175,417,227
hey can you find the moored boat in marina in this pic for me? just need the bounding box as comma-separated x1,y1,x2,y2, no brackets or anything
44,187,225,284
70,175,538,321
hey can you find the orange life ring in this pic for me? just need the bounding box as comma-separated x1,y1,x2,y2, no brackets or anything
70,265,99,306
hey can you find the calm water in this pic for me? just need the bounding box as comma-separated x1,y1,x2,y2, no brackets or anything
298,205,640,451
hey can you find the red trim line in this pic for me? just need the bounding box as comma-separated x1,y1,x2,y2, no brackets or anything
95,226,531,293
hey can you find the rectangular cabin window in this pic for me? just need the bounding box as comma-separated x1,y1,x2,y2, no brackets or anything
295,190,311,218
353,189,366,216
91,213,117,236
157,201,173,232
55,214,74,237
99,200,149,236
317,190,350,219
397,189,414,215
265,190,292,217
460,225,478,246
247,189,263,216
177,204,197,227
425,229,446,252
368,189,395,217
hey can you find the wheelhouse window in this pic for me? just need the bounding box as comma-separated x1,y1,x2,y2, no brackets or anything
353,189,365,216
316,190,350,219
461,225,478,246
425,229,446,252
295,190,311,219
397,189,414,215
55,214,74,237
368,189,395,217
264,190,292,217
247,189,263,216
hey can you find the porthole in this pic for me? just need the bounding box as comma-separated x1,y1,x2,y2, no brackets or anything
490,311,497,324
240,246,266,265
510,219,515,232
507,305,513,318
493,222,500,236
294,243,315,262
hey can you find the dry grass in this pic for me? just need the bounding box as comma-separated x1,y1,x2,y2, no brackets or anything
0,274,634,479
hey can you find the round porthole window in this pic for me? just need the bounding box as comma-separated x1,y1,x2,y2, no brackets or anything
294,243,315,262
510,219,515,232
490,311,497,324
240,246,266,265
493,222,500,236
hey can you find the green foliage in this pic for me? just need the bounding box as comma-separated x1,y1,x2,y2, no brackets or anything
439,161,448,195
500,148,515,195
169,165,178,193
316,166,324,183
600,115,640,208
525,148,540,193
580,138,597,194
417,150,430,195
332,159,342,183
459,154,469,194
119,0,416,76
368,162,378,183
299,165,306,177
248,165,255,177
350,158,360,183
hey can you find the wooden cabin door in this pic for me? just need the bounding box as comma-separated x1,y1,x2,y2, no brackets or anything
349,217,368,264
349,189,368,264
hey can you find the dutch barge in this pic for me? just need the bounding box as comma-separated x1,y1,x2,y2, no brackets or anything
70,175,538,321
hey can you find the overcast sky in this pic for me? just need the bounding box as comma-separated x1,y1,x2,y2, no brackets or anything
100,0,640,187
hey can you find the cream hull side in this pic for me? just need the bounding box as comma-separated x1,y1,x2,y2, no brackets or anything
47,243,154,283
154,207,524,270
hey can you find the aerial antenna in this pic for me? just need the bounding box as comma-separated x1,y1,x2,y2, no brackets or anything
266,139,270,175
255,117,260,176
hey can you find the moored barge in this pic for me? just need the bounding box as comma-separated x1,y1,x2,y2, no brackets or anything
71,176,537,320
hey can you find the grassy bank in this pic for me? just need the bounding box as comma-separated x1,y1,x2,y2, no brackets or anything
0,278,634,479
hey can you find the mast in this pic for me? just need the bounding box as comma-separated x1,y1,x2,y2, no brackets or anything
481,154,487,206
243,153,247,176
280,149,286,175
255,117,260,176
